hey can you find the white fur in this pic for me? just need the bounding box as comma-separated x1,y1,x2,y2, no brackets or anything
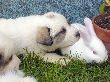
0,33,20,74
61,18,108,63
0,70,37,82
0,12,79,64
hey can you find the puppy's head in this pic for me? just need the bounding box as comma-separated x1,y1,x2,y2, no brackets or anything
36,12,80,51
0,34,20,74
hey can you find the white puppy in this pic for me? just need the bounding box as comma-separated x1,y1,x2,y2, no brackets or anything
0,32,20,74
0,70,37,82
0,12,80,64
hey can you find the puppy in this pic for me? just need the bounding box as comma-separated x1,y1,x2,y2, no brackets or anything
0,70,37,82
0,33,20,74
0,12,80,64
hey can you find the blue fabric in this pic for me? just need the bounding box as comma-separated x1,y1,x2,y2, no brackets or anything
0,0,103,24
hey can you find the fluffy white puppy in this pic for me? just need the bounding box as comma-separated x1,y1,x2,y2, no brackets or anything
0,33,20,74
0,12,80,64
0,70,37,82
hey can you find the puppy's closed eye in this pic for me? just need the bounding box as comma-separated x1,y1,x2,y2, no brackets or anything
55,27,66,38
60,28,66,34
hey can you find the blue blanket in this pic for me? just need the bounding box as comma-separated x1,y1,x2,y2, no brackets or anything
0,0,103,24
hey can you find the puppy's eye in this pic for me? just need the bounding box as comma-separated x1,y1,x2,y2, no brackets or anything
54,27,66,38
9,55,13,61
60,28,66,34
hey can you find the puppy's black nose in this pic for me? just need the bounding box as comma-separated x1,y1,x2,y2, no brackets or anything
75,31,80,37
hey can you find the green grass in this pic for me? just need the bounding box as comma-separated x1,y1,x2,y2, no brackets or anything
19,50,110,82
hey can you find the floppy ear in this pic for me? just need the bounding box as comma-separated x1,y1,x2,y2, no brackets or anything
71,23,91,42
44,12,55,18
36,27,53,46
84,17,96,37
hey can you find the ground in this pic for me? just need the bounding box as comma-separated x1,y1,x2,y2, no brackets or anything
19,50,110,82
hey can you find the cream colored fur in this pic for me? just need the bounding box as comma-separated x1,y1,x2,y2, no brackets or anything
0,33,20,74
0,12,79,64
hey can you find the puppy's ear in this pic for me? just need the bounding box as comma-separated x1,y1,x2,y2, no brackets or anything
44,12,55,18
36,27,53,46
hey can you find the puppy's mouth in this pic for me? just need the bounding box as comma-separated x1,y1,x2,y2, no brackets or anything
48,48,63,56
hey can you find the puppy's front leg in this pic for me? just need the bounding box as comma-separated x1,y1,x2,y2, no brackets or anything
42,53,71,65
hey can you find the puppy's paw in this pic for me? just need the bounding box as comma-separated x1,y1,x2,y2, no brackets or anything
43,53,71,65
16,70,25,77
58,58,71,65
23,76,37,82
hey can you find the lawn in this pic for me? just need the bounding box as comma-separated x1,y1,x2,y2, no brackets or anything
19,50,110,82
